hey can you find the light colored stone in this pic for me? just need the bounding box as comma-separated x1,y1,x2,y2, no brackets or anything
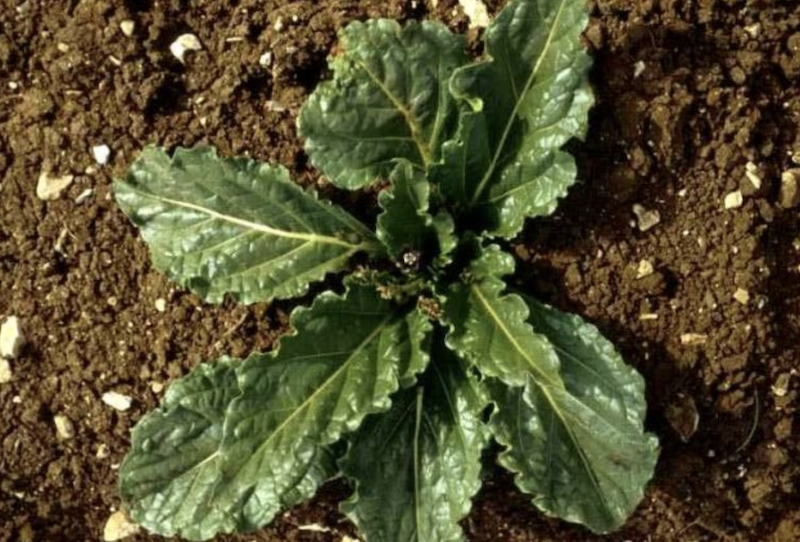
680,333,708,346
744,23,761,38
96,443,110,459
779,169,800,209
258,51,272,68
103,510,140,541
0,359,11,383
169,33,202,63
102,391,132,411
772,373,791,397
633,60,646,78
37,171,74,200
458,0,490,28
150,381,165,393
0,316,24,359
632,204,661,232
54,414,75,439
636,259,654,279
154,298,167,312
75,188,94,204
92,144,111,165
724,190,744,209
744,161,762,190
120,20,135,37
733,288,750,305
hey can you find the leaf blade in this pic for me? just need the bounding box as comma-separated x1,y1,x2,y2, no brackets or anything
120,282,432,540
341,338,489,542
447,0,594,237
299,20,467,189
114,146,378,304
489,299,659,533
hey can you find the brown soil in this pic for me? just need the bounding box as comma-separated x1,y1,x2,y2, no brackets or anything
1,0,799,541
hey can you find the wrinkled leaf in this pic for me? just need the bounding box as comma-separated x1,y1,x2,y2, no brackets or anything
299,19,467,189
341,339,489,542
114,146,379,304
444,244,561,388
377,161,458,266
489,297,659,533
443,244,658,532
120,283,431,540
447,0,594,237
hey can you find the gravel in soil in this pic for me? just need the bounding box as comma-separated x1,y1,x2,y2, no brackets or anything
1,0,800,541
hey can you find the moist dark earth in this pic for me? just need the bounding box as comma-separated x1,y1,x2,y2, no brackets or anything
1,0,800,540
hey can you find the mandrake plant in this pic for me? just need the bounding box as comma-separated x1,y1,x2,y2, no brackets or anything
114,0,660,540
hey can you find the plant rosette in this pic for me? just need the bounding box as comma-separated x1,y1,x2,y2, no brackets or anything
113,0,660,540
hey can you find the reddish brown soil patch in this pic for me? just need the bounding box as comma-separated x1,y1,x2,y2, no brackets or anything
1,0,799,541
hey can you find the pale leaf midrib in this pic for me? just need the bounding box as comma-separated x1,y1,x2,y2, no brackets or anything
470,285,561,388
469,0,568,205
225,313,397,491
355,59,432,167
127,187,358,249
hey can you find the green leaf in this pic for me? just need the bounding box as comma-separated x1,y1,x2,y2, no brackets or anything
447,0,594,237
341,338,489,542
120,282,432,540
377,161,458,265
444,244,562,388
489,297,659,533
299,19,467,189
443,245,658,532
114,146,379,304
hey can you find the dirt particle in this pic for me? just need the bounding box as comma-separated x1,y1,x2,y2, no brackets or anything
0,359,11,384
154,298,167,312
734,288,751,305
724,190,744,209
0,316,24,359
119,20,135,37
92,144,111,165
36,171,74,201
636,259,655,279
772,373,792,398
745,161,762,191
681,333,708,346
665,393,700,442
53,414,76,440
103,510,140,541
101,391,132,411
779,169,800,209
632,203,661,231
170,34,202,64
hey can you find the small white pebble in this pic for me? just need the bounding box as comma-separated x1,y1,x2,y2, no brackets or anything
54,414,76,439
633,60,646,78
120,20,135,37
8,81,19,90
96,443,111,459
37,171,74,200
92,144,111,165
104,510,140,541
0,359,11,384
636,259,654,279
75,188,94,204
102,391,132,411
744,23,760,38
632,204,661,231
154,298,167,312
273,16,284,33
458,0,491,28
150,381,165,393
724,190,744,209
0,316,24,359
733,288,750,305
258,51,273,68
639,313,659,321
298,524,331,533
170,33,202,63
745,161,761,190
680,333,708,346
57,42,70,53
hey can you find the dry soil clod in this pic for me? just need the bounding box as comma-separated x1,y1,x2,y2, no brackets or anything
632,204,661,231
170,34,202,63
36,171,74,200
103,510,140,541
53,414,76,439
779,169,800,209
0,316,24,359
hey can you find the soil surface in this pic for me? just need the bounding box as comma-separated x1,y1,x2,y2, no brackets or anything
1,0,800,541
